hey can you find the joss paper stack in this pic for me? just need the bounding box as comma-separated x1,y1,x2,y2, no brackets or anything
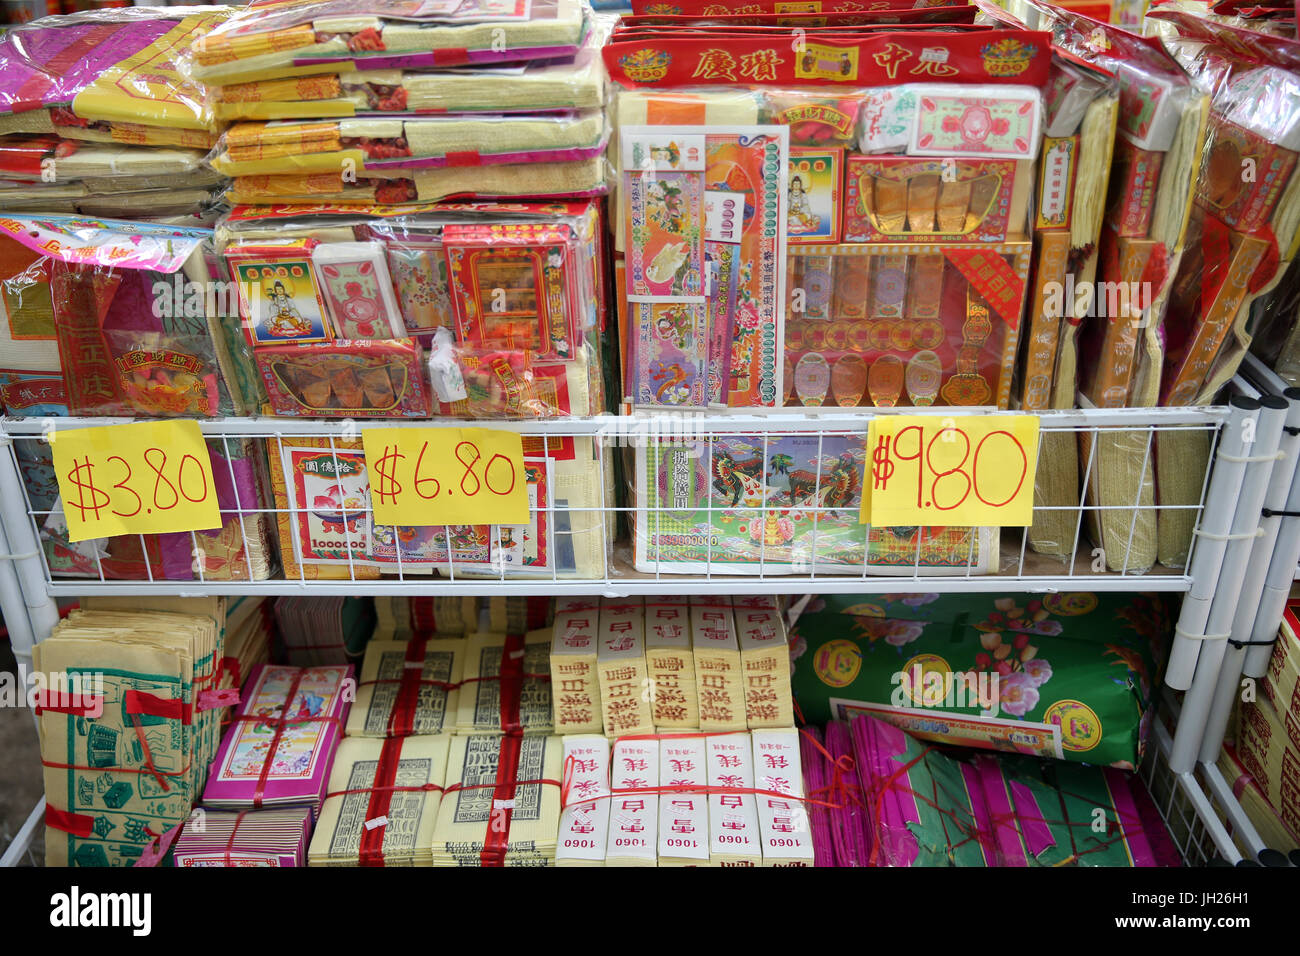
605,737,659,867
220,597,274,704
597,598,654,738
347,638,464,737
203,663,354,819
189,0,605,207
1215,743,1299,853
643,599,698,731
657,736,710,867
706,733,762,866
824,721,872,867
35,605,219,866
692,597,746,733
752,729,814,867
487,596,554,635
550,598,603,735
456,631,553,735
174,807,312,867
0,8,232,218
733,599,793,729
375,596,479,639
797,725,838,867
555,735,612,867
309,735,451,866
274,595,376,666
431,734,564,866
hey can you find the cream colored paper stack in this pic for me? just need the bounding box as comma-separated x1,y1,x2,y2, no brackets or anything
555,735,611,867
644,599,699,731
376,596,479,639
487,596,554,634
431,734,563,866
657,737,710,867
308,735,450,867
36,605,218,866
707,733,762,867
456,631,553,734
347,639,464,737
734,601,794,730
692,598,746,733
751,730,814,867
597,598,654,737
550,599,603,735
606,738,659,867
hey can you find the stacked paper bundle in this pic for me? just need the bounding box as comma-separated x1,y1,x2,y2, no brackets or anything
203,663,354,819
706,733,762,866
555,735,612,867
375,596,479,639
431,734,564,866
550,598,603,735
220,597,274,705
274,596,376,666
0,8,231,219
309,735,451,866
734,597,793,730
846,713,1178,866
188,0,605,207
488,596,555,635
797,726,839,867
751,729,814,867
347,638,464,737
174,807,313,867
606,737,659,866
1234,699,1300,839
597,598,655,738
657,736,709,867
34,603,221,866
644,600,698,731
693,598,746,734
1216,743,1299,853
456,631,553,734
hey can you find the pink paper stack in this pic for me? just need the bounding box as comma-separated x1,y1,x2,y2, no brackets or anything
202,664,354,819
174,807,312,867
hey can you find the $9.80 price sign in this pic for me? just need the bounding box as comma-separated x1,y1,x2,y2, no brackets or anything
860,415,1040,528
362,427,529,527
51,421,222,543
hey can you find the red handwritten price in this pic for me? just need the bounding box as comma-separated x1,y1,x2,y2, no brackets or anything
51,421,221,542
362,427,528,527
861,415,1040,527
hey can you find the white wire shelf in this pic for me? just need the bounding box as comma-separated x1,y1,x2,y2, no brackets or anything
0,406,1226,599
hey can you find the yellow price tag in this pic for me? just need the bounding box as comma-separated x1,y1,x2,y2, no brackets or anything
51,421,222,543
362,427,529,527
860,415,1040,528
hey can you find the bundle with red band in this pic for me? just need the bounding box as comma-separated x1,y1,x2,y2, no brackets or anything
432,733,564,866
455,631,553,734
348,637,464,737
172,807,312,866
308,735,450,867
202,663,353,819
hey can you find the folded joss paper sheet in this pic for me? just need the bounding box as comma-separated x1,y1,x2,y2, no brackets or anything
0,8,230,148
790,592,1172,768
190,0,588,85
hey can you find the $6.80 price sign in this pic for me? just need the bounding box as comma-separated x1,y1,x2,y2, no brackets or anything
51,421,222,543
362,427,529,527
860,415,1040,528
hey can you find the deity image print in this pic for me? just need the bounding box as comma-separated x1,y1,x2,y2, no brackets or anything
264,278,314,339
788,174,820,235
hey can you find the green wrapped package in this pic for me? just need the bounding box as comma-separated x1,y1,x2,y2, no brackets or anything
791,592,1172,768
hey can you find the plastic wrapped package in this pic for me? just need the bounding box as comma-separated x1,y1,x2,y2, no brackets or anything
604,22,1053,414
188,0,589,87
206,22,610,121
266,433,611,581
209,112,609,178
627,0,976,14
0,7,230,148
215,198,609,419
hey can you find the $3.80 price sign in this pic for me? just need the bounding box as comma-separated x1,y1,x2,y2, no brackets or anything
860,415,1040,528
51,421,222,543
362,427,529,527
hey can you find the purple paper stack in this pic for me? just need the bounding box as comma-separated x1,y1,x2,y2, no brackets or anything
202,664,354,819
174,807,312,867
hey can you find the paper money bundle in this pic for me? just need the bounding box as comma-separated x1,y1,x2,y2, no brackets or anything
174,807,312,867
310,735,451,866
347,639,463,737
431,734,564,866
35,602,222,866
456,631,553,735
606,737,660,867
555,735,612,867
203,664,354,819
550,599,603,735
375,596,480,639
275,595,376,667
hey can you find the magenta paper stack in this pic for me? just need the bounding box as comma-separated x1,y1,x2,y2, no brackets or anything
203,664,354,819
174,807,312,867
845,714,1175,867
